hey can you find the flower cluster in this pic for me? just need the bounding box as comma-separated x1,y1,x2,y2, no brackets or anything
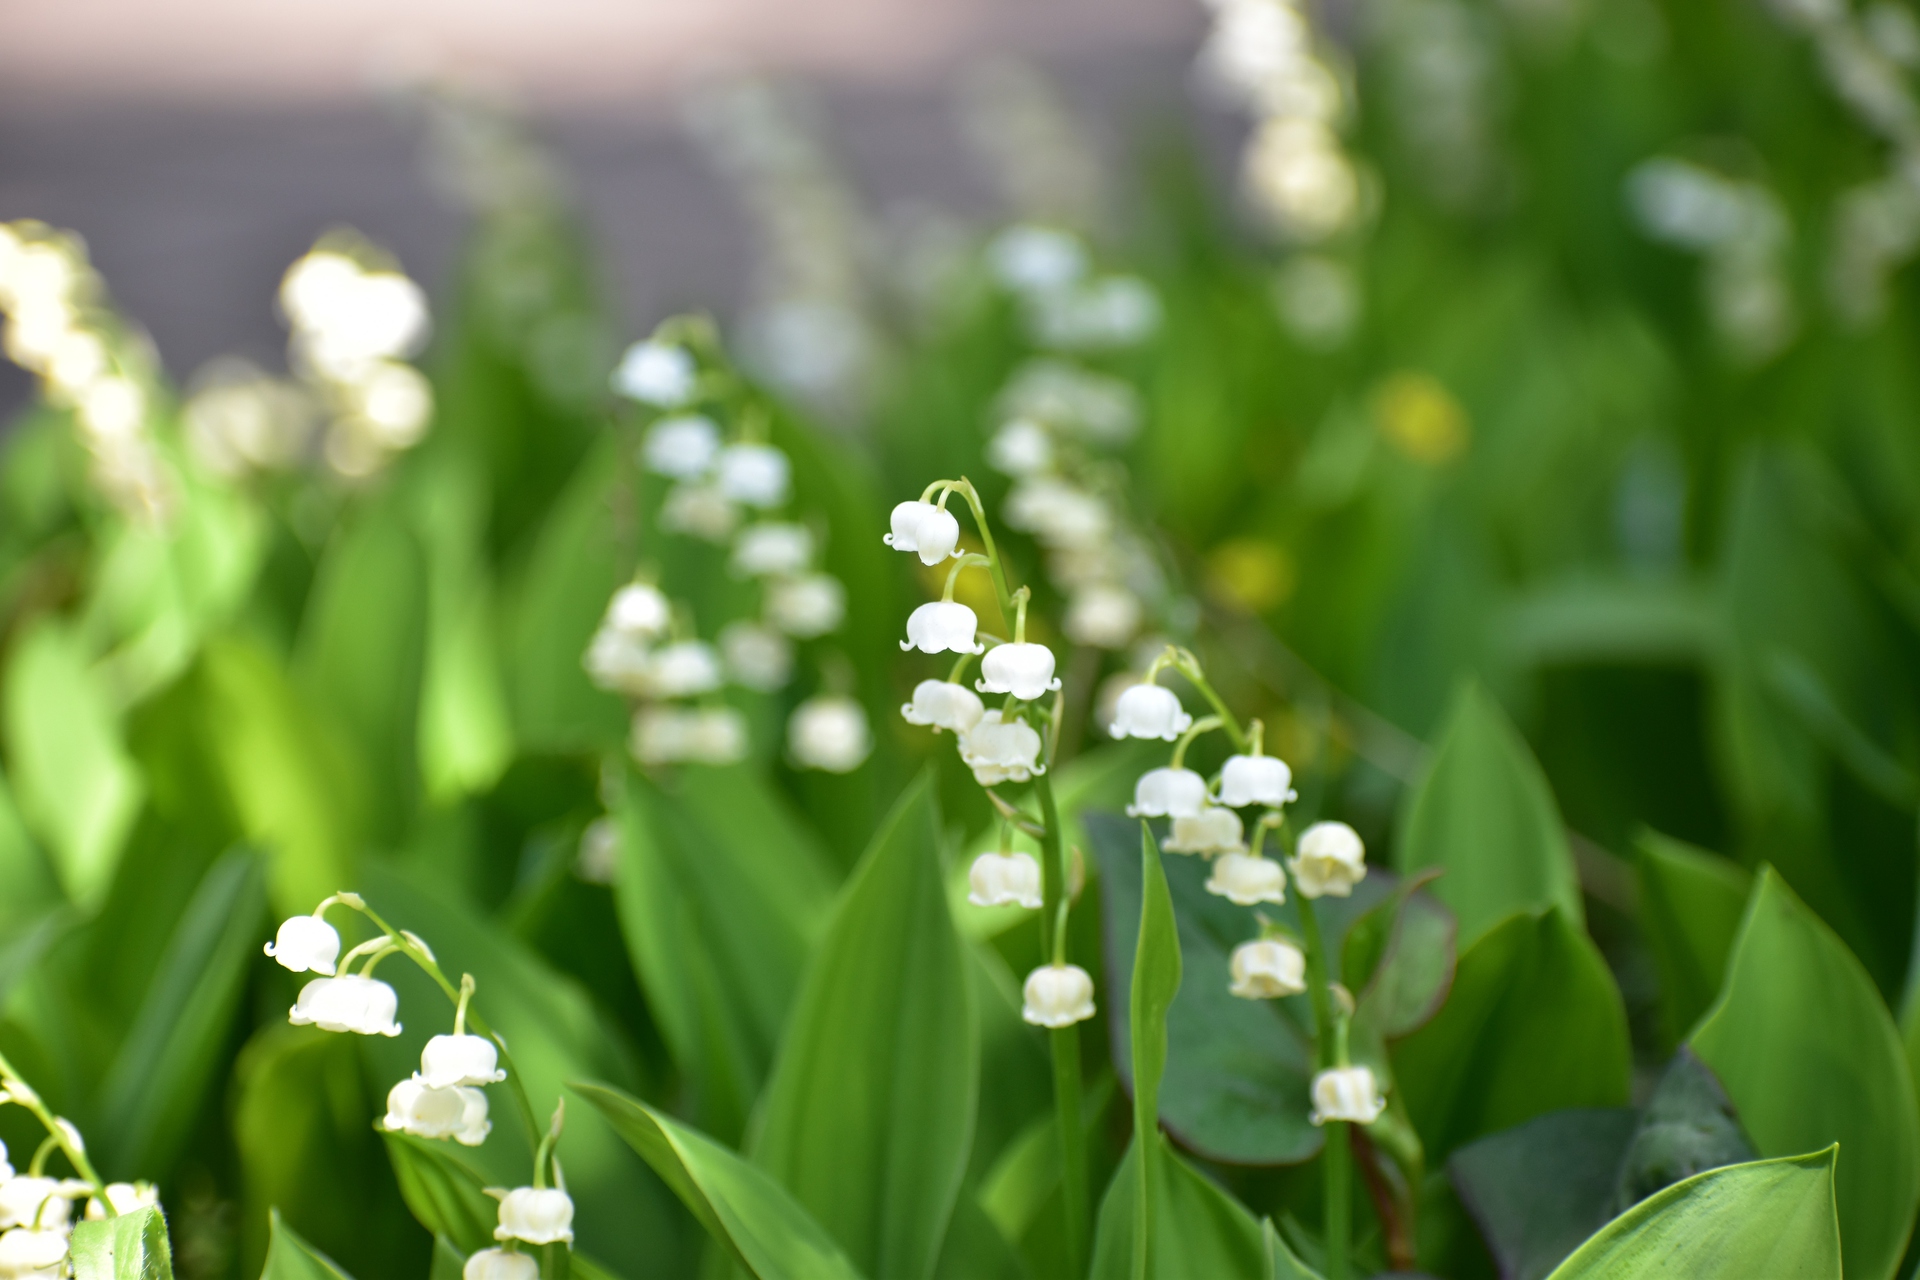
0,1067,157,1280
264,895,575,1277
0,221,176,521
1369,0,1504,213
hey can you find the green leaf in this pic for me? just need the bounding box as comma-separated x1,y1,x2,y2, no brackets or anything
1342,869,1456,1039
1609,1049,1757,1216
1395,680,1581,947
1449,1108,1639,1280
1689,868,1920,1280
574,1081,867,1280
1543,1151,1841,1280
70,1205,174,1280
613,764,836,1140
260,1211,358,1280
1128,822,1182,1280
751,769,974,1280
4,617,143,906
1393,908,1630,1160
95,849,267,1174
429,1237,466,1280
382,1132,500,1255
1260,1219,1324,1280
1086,1136,1266,1280
1633,830,1751,1053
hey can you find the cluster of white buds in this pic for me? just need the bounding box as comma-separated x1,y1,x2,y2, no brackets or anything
272,238,435,478
1626,158,1797,363
986,225,1162,351
0,1069,157,1280
582,580,748,768
0,221,176,522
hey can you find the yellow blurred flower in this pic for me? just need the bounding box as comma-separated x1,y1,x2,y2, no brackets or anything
1207,538,1296,613
1371,371,1469,464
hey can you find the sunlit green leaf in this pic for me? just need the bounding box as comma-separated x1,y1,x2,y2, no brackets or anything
70,1205,174,1280
1633,831,1750,1052
260,1211,358,1280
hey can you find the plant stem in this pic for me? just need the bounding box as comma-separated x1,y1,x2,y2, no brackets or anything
1034,769,1088,1278
0,1050,108,1202
1295,895,1348,1280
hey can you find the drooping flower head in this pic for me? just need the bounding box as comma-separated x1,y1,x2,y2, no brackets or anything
264,914,341,976
419,1034,506,1089
977,642,1060,701
1205,852,1287,905
1291,821,1366,899
968,851,1044,909
1109,683,1193,741
1022,963,1096,1028
1163,806,1249,855
1229,938,1307,999
1127,767,1209,819
495,1188,575,1246
289,974,403,1037
900,679,985,734
1216,753,1295,808
902,601,983,655
1310,1065,1386,1125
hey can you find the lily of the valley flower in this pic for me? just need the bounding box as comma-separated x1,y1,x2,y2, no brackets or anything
463,1249,539,1280
264,914,340,976
641,415,720,478
1291,821,1367,899
958,711,1047,785
383,1079,490,1147
1230,938,1307,999
605,583,671,640
419,1034,506,1089
716,443,790,508
977,642,1060,701
1127,767,1209,819
660,482,739,541
900,679,986,734
583,630,650,697
1109,683,1192,741
84,1183,158,1221
901,602,984,655
1206,852,1286,905
967,851,1044,909
0,1180,68,1232
1163,806,1249,855
1215,753,1294,808
788,696,873,773
644,641,724,698
0,1227,67,1280
884,500,961,565
718,620,793,691
731,522,814,577
765,574,845,637
495,1188,575,1246
612,340,696,407
985,419,1053,476
1310,1065,1387,1126
1021,963,1096,1028
289,974,403,1037
630,706,748,767
1063,584,1141,649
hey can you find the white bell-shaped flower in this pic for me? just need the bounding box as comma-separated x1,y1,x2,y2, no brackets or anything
1229,939,1307,999
977,642,1060,701
660,483,739,542
0,1139,10,1182
1064,585,1141,649
0,1227,68,1280
968,851,1043,909
383,1079,491,1147
716,444,790,508
958,711,1047,786
0,1180,67,1231
718,621,793,691
902,602,983,655
576,817,620,885
85,1183,157,1221
606,583,671,640
1021,963,1096,1028
684,707,749,764
1216,754,1295,808
1310,1065,1387,1126
640,415,720,478
645,642,723,698
1206,852,1287,905
1108,684,1192,741
788,696,872,773
612,340,696,407
264,914,340,976
731,523,814,577
766,574,845,638
583,628,651,697
288,974,402,1036
900,679,985,735
495,1187,575,1246
985,419,1053,476
987,225,1088,295
883,501,962,566
1162,806,1249,855
418,1034,506,1089
1291,821,1367,899
1127,767,1209,818
463,1249,539,1280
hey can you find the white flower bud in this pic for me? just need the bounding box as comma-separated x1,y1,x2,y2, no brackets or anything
384,1079,491,1146
576,817,620,885
968,851,1043,909
1127,767,1209,819
902,602,984,655
1290,821,1366,899
1216,754,1294,808
660,483,739,542
495,1187,575,1246
0,1227,68,1280
788,696,872,773
640,415,720,478
718,621,793,691
766,574,845,638
606,584,671,640
1064,585,1142,649
85,1183,157,1221
289,974,403,1036
900,679,985,734
463,1249,538,1280
1230,939,1307,999
1163,806,1249,855
985,419,1053,476
731,523,814,577
645,642,724,698
0,1180,67,1232
1108,684,1192,741
882,500,962,566
1206,852,1286,905
1021,963,1096,1028
419,1034,506,1089
716,444,790,508
612,340,696,407
1310,1066,1387,1125
958,711,1047,786
264,914,340,976
977,642,1061,701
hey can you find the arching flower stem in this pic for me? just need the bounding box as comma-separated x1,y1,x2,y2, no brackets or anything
1167,648,1249,751
941,554,992,603
0,1049,108,1205
1169,716,1225,771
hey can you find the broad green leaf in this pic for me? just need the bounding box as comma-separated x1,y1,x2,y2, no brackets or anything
1342,869,1455,1039
1449,1108,1639,1280
1609,1049,1756,1216
929,1194,1025,1280
1086,1136,1266,1280
751,770,974,1280
260,1211,358,1280
96,849,266,1174
0,769,62,928
1393,908,1630,1160
4,618,143,906
1128,822,1181,1280
1690,868,1920,1280
1543,1150,1841,1280
1395,680,1581,946
429,1237,465,1280
70,1205,174,1280
1261,1219,1324,1280
1634,831,1750,1052
614,765,836,1141
574,1082,866,1280
382,1132,499,1255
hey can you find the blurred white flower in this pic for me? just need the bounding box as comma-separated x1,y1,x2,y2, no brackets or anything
264,914,341,976
282,253,430,377
383,1079,490,1146
1164,807,1250,856
788,695,872,773
1230,938,1307,998
1063,584,1142,649
1311,1065,1387,1125
1215,754,1295,808
997,360,1140,443
642,415,721,478
418,1034,506,1089
987,225,1088,295
884,500,961,565
631,707,750,767
1206,852,1287,905
1108,683,1192,741
660,483,741,542
1030,276,1163,349
606,584,671,641
719,620,794,691
289,974,403,1037
958,710,1047,785
1274,254,1359,348
716,443,791,508
496,1188,575,1245
464,1250,538,1280
1127,767,1209,819
584,629,652,697
977,642,1060,701
986,419,1054,476
902,601,984,655
577,816,621,885
1005,479,1111,548
968,851,1044,908
0,1227,67,1280
1021,963,1096,1027
900,679,986,734
1290,821,1367,898
765,574,846,637
354,362,434,449
732,522,815,577
612,340,697,407
1244,117,1359,242
645,642,725,698
0,1180,68,1232
84,1183,157,1221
